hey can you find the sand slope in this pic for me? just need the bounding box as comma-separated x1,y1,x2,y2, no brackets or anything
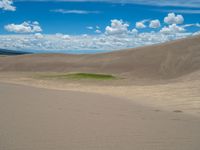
0,35,200,116
0,35,200,80
1,36,200,149
1,83,200,150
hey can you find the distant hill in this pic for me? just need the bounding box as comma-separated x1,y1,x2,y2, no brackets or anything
0,49,31,55
0,35,200,81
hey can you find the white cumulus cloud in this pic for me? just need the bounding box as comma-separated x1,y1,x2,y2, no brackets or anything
34,33,44,39
149,19,161,28
135,20,149,29
136,22,145,29
105,19,129,35
160,24,185,34
62,34,71,40
0,0,15,11
4,21,42,33
164,13,184,24
95,29,101,33
130,28,138,34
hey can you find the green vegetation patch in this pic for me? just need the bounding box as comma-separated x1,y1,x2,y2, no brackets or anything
38,73,117,80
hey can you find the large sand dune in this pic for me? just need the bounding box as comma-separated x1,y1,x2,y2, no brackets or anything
0,35,200,80
0,35,200,115
1,35,200,149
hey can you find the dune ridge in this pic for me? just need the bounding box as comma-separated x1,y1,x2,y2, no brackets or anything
0,35,200,81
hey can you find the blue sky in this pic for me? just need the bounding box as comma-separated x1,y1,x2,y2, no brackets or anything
0,0,199,52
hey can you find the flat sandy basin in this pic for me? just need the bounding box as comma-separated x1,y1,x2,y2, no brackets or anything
0,82,200,150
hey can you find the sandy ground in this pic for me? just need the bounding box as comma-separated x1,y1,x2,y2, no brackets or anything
0,72,200,116
1,82,200,150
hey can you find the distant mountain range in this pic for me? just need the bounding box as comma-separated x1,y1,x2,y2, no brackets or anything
0,49,31,55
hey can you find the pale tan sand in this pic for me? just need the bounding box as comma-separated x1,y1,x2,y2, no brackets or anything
1,82,200,150
0,71,200,116
0,35,200,116
1,35,200,149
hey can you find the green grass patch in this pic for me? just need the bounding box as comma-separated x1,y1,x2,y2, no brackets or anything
38,73,117,80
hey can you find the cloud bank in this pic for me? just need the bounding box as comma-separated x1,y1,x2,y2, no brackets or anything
0,32,194,52
1,13,199,52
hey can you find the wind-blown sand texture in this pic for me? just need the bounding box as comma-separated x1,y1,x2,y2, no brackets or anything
1,35,200,149
0,83,200,150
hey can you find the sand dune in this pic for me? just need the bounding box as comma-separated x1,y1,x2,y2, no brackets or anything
0,35,200,115
1,35,200,149
1,83,200,150
0,35,200,80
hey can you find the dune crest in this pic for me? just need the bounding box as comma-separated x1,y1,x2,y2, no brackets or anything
0,35,200,81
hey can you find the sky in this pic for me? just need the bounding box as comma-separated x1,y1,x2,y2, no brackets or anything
0,0,200,53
